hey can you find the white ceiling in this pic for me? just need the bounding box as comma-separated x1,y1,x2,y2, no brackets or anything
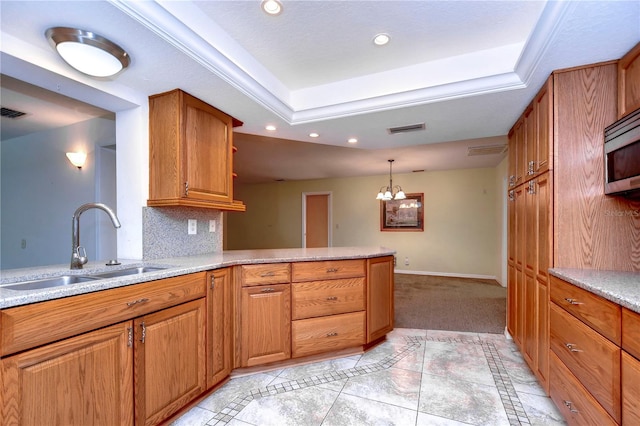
1,1,638,183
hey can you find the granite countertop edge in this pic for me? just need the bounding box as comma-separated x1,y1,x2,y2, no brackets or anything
550,268,640,314
0,247,396,309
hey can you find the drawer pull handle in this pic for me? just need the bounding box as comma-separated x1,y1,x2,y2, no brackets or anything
564,298,583,305
565,343,583,353
261,287,275,293
326,332,338,337
563,400,579,413
326,296,338,301
127,298,149,307
260,272,275,277
326,268,338,273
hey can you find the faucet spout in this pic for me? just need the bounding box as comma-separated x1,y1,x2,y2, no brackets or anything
71,203,121,269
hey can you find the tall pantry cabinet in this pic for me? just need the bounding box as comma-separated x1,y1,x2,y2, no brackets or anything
507,61,618,393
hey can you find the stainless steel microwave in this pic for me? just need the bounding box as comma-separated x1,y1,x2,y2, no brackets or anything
604,108,640,198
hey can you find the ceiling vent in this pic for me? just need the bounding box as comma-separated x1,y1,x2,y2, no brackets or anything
387,123,425,135
467,144,507,156
1,107,27,119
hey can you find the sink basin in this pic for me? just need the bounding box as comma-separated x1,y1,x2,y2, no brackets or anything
2,275,98,291
89,266,167,279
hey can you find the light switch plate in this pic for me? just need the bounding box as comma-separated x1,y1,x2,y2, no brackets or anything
188,219,197,235
209,220,216,232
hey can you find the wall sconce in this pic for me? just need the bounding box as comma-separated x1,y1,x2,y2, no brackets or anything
66,152,87,169
46,27,130,78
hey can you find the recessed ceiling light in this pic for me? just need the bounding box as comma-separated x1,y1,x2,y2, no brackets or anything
46,27,130,78
347,138,358,144
265,125,276,131
262,0,283,15
373,33,390,46
309,132,319,138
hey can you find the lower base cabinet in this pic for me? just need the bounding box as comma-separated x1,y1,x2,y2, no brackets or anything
292,311,365,358
206,268,233,388
1,322,134,426
622,352,640,425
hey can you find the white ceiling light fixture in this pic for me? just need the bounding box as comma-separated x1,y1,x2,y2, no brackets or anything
265,125,277,131
309,132,319,138
373,33,390,46
347,138,358,144
261,0,283,15
376,159,406,201
46,27,130,78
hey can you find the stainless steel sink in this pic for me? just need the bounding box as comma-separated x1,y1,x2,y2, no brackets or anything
2,275,98,291
88,266,167,279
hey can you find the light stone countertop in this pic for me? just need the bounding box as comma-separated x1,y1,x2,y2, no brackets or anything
550,268,640,314
0,247,395,309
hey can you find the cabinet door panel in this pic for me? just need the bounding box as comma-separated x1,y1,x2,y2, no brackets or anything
240,284,291,367
1,322,133,426
367,256,394,343
207,268,233,388
134,299,206,426
622,351,640,426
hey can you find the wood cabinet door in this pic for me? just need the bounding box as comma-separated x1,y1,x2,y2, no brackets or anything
1,322,133,426
366,256,394,343
535,78,553,173
134,299,206,426
183,94,233,204
240,284,291,367
618,41,640,118
207,268,233,388
622,351,640,426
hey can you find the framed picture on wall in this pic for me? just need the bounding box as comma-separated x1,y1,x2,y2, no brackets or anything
380,193,424,232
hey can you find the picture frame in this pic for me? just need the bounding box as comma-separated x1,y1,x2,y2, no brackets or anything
380,193,424,232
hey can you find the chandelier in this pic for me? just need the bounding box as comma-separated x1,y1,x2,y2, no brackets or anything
376,159,406,201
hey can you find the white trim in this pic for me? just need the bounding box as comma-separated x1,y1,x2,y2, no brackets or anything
301,192,333,248
393,269,497,281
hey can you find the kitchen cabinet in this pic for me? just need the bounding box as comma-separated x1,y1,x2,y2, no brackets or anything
622,308,640,426
148,88,245,211
237,263,291,367
618,41,640,119
366,256,394,343
206,268,233,388
549,275,622,425
0,272,207,426
134,299,206,426
291,259,366,358
1,322,134,426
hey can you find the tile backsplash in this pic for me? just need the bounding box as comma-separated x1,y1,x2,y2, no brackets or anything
143,207,222,260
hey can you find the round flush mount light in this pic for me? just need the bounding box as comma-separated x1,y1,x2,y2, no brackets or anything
347,138,358,144
309,132,319,138
261,0,283,15
265,124,277,131
373,33,390,46
46,27,130,78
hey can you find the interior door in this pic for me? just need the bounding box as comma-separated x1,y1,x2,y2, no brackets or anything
303,193,331,248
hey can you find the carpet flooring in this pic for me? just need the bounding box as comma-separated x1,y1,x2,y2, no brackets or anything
394,274,507,334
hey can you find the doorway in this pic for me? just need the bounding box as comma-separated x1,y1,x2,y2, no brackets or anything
302,192,332,248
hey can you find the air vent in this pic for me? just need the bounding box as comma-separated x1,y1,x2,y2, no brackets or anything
467,144,507,156
387,123,425,134
1,107,27,119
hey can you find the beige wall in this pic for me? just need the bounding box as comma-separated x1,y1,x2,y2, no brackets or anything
225,166,505,280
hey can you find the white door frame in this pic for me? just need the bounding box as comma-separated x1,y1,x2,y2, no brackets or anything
301,191,333,248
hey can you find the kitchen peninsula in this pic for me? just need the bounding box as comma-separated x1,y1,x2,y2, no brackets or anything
0,246,395,426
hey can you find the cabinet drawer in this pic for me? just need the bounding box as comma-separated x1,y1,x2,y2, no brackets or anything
292,278,365,320
550,276,621,345
622,351,640,426
239,263,291,286
0,272,206,357
550,303,621,422
549,352,617,426
292,311,365,358
622,307,640,360
292,260,365,282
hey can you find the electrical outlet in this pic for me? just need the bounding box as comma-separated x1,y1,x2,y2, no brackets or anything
404,257,409,265
209,220,216,233
188,219,197,235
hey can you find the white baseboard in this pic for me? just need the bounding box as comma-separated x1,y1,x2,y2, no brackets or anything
393,269,498,281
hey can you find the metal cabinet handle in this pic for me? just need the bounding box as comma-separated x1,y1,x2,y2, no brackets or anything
326,332,338,337
140,322,146,344
326,268,338,273
261,287,275,293
127,298,149,307
563,400,579,413
326,296,338,301
260,271,275,277
564,298,584,305
565,343,583,353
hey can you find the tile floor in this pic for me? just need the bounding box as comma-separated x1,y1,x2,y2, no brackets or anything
171,329,566,426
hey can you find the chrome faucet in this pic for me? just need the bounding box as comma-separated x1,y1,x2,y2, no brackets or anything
71,202,121,269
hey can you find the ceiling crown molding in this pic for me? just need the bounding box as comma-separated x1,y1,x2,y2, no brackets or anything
109,0,566,126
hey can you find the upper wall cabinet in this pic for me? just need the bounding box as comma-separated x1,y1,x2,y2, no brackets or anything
148,89,245,211
618,42,640,119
